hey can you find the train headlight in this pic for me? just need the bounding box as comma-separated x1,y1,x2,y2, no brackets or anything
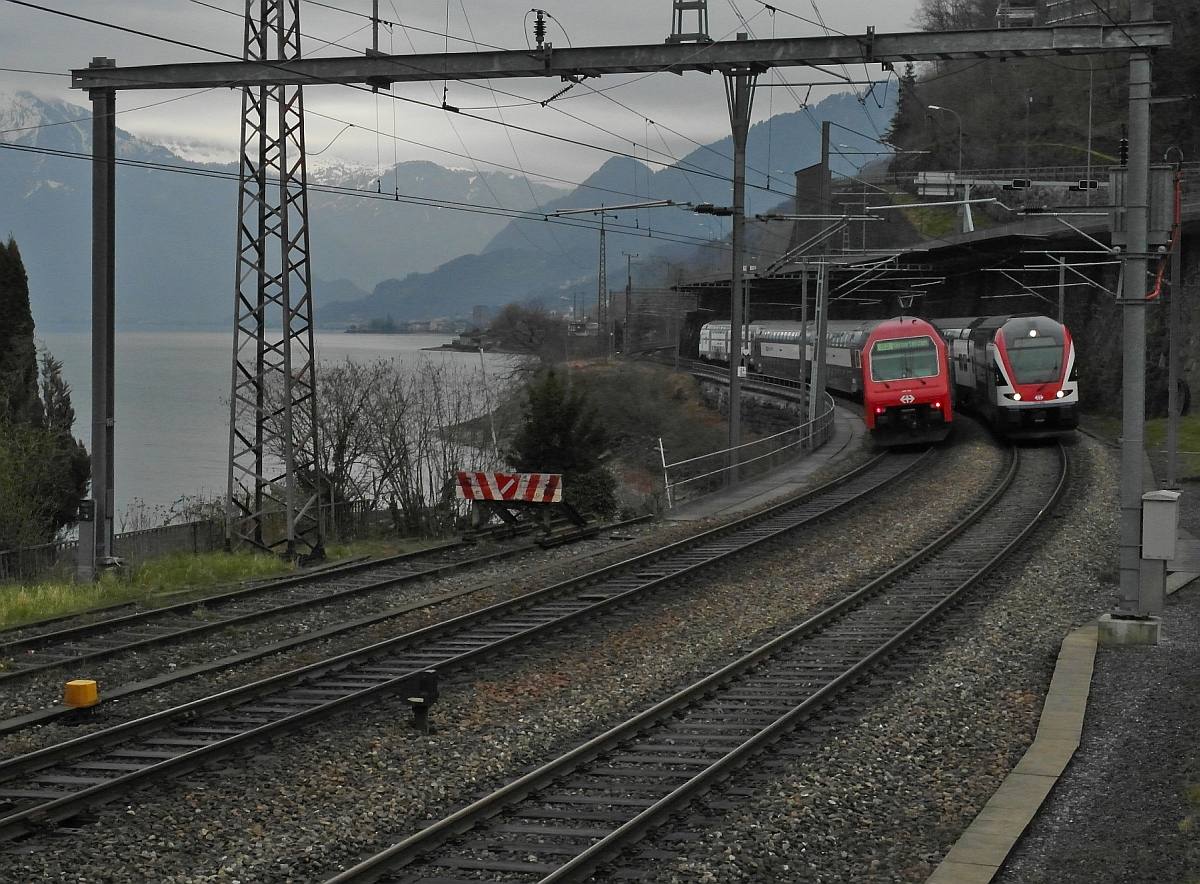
1056,389,1065,398
1012,393,1022,401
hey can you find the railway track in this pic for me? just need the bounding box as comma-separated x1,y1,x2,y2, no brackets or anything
0,525,616,685
324,442,1066,884
0,447,930,842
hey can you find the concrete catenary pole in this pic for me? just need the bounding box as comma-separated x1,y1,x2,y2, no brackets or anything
1116,0,1154,616
623,252,638,353
1167,160,1183,488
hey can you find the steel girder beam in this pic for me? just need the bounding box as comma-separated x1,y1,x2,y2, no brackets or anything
72,23,1170,91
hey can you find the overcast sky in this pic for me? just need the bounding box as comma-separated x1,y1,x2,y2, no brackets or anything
1,1,922,184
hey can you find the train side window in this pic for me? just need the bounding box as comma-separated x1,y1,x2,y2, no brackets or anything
994,367,1006,386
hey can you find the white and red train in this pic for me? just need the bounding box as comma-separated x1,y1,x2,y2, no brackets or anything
697,313,1077,444
932,315,1078,438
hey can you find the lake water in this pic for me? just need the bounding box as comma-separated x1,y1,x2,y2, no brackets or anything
36,332,512,521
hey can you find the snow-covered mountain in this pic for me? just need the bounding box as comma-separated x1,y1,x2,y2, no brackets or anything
317,90,897,327
0,90,564,329
0,88,895,330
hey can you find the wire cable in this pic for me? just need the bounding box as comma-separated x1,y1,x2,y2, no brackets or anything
0,136,733,251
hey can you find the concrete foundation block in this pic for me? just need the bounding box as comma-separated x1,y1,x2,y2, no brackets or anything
1097,613,1161,647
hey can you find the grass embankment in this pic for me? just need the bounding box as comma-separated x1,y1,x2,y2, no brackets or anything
888,189,994,240
1078,412,1200,481
551,359,746,511
0,550,293,630
0,537,439,631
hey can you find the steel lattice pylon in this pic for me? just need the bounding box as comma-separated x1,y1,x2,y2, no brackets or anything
226,0,324,560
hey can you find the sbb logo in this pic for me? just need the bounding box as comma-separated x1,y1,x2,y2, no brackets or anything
900,394,915,404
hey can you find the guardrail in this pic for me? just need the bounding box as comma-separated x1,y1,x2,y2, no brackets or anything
659,390,837,508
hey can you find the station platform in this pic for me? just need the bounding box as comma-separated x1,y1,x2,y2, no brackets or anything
929,457,1200,883
663,404,867,522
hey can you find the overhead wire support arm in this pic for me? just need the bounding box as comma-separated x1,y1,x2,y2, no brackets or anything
71,24,1172,90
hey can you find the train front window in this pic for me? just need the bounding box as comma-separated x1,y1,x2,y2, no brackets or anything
869,336,939,381
999,317,1065,385
1005,337,1063,384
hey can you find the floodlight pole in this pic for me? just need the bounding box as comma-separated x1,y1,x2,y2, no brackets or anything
1116,0,1154,617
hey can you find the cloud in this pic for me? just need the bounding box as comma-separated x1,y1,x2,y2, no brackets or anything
0,1,919,182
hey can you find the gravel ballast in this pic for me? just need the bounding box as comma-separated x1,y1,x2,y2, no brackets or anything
0,427,1035,883
619,433,1121,884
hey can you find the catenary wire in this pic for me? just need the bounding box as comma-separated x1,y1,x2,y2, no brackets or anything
0,0,784,206
0,137,734,252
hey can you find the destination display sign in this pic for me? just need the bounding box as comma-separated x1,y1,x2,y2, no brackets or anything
873,336,934,353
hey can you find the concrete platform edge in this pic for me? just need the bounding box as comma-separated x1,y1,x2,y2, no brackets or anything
925,620,1099,884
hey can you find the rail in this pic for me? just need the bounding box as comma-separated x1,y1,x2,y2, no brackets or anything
659,389,837,507
324,443,1068,884
0,449,926,841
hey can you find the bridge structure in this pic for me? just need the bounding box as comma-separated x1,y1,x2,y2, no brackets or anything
70,1,1169,626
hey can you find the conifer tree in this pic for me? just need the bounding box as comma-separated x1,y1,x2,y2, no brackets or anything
884,64,924,152
0,237,90,548
508,370,617,518
0,236,43,426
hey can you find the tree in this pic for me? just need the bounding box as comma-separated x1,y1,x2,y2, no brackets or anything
488,302,568,363
508,370,617,518
0,238,90,549
0,237,42,426
913,0,995,30
884,64,925,155
38,351,91,532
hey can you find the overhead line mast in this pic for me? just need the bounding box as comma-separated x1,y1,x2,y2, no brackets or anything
225,0,323,560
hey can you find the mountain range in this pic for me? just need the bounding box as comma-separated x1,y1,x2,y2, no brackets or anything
0,89,894,331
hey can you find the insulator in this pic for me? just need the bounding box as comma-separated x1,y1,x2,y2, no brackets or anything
1119,137,1129,167
533,10,547,48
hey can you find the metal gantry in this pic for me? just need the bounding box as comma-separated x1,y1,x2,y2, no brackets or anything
226,0,324,560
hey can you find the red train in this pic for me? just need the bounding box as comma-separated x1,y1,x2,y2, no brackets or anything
710,316,954,446
857,316,954,445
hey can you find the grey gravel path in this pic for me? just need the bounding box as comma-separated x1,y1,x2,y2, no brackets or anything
992,488,1200,883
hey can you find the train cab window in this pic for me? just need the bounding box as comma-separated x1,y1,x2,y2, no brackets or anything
869,336,940,382
1002,319,1064,384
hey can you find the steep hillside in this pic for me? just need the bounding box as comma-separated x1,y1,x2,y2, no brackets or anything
318,90,895,325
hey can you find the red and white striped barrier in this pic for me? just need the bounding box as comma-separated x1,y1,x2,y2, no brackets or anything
455,471,563,503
